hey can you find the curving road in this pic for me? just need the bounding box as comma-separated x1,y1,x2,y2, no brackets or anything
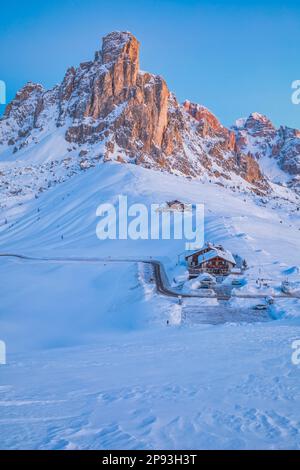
0,253,298,301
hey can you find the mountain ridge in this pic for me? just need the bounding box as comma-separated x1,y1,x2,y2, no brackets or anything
0,30,299,205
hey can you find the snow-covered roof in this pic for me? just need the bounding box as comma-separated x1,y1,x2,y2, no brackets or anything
196,248,236,265
185,242,215,259
231,267,242,273
186,245,236,266
196,272,216,281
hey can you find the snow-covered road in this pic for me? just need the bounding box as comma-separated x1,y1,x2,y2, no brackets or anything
0,164,300,449
0,253,298,301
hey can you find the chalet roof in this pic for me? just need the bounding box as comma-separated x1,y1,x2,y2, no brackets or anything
186,246,236,266
185,242,216,259
197,249,236,265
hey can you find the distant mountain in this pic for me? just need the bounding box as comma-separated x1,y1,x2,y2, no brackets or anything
0,31,299,204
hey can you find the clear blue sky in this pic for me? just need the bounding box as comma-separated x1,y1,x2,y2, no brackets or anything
0,0,299,128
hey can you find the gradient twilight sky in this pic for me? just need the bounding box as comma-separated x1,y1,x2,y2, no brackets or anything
0,0,299,128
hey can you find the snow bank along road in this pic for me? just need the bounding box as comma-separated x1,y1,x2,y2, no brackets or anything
0,253,298,301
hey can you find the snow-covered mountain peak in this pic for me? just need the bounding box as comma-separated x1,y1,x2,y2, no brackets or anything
243,112,276,136
100,31,139,66
0,31,299,208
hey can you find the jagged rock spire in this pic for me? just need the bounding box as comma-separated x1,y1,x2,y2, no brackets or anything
1,31,299,195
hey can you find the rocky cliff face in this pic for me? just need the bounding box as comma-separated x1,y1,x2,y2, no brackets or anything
182,101,268,190
233,113,300,190
0,31,299,198
60,31,187,173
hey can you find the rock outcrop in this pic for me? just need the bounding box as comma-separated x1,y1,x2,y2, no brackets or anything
58,32,186,171
0,31,299,196
182,101,268,190
233,113,300,187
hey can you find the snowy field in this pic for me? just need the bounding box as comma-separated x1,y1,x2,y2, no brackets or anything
0,162,300,449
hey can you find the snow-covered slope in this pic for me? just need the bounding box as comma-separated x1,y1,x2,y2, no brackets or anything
0,162,299,264
1,30,300,451
0,163,300,449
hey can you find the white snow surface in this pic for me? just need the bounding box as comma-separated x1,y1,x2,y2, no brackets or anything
0,162,300,450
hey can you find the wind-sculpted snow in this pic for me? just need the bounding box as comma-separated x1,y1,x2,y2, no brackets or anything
0,31,300,451
0,162,300,449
